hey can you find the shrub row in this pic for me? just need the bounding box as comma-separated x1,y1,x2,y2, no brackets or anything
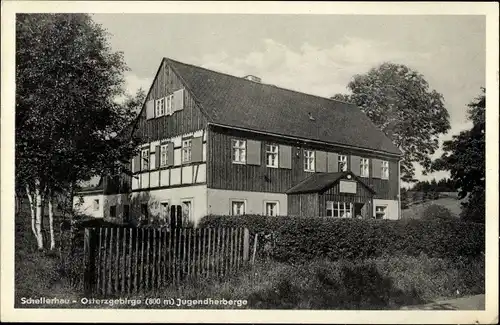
199,215,484,263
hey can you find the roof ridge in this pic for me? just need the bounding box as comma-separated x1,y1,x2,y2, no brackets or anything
164,57,354,107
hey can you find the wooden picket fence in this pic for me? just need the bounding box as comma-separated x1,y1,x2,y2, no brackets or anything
83,227,250,296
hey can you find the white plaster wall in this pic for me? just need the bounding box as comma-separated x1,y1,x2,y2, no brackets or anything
182,165,193,184
150,170,160,188
174,148,182,166
193,164,206,183
130,185,207,225
207,189,287,216
373,199,399,220
170,168,181,185
73,194,104,218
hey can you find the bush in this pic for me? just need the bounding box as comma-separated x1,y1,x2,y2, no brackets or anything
200,215,484,263
421,204,455,221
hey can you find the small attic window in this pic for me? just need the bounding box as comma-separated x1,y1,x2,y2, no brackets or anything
308,113,315,121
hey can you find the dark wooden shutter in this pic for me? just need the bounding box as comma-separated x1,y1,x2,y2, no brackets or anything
155,145,161,169
327,152,338,172
173,89,184,111
191,136,203,162
132,154,141,173
279,145,292,169
166,142,174,167
351,155,361,176
372,159,381,178
145,100,155,119
246,140,261,165
315,151,327,172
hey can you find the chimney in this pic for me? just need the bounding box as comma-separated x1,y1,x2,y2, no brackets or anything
243,75,261,83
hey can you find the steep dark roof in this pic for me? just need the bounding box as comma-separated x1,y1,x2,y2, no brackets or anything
286,171,375,194
166,58,402,156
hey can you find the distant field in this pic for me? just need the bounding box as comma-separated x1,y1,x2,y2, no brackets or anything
402,197,463,220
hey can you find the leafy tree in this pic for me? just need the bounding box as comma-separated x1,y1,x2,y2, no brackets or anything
332,62,451,182
432,88,485,223
16,14,140,250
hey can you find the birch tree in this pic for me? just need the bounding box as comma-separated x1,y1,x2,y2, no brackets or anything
332,62,451,182
16,14,140,250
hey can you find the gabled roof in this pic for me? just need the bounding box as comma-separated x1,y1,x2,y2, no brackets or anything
286,171,376,195
166,58,402,156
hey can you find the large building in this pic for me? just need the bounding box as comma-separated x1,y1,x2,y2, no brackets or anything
74,58,402,225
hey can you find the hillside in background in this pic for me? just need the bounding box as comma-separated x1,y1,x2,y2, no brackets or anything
402,192,463,220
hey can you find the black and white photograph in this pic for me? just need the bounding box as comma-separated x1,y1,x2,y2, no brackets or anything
1,1,498,324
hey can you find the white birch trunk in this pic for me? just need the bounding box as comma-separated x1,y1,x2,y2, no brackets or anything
48,194,56,250
34,179,44,250
25,184,37,240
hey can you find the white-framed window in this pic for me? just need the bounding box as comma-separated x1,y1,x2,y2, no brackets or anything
381,160,389,179
93,199,100,211
338,155,348,172
375,205,387,219
181,199,193,222
326,201,353,218
264,201,279,216
182,139,192,163
304,150,315,172
141,148,150,170
166,94,174,115
160,144,168,167
360,158,369,177
232,139,246,164
155,98,165,117
266,144,279,168
231,200,246,216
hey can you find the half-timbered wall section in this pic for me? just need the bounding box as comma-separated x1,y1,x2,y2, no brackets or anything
131,129,207,191
207,125,399,200
133,59,208,142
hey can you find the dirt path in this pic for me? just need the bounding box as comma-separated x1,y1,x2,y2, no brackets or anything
401,294,485,310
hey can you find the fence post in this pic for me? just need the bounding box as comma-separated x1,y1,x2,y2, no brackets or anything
243,228,249,262
251,233,258,265
83,228,97,295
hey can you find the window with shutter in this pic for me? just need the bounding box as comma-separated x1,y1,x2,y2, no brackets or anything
381,161,389,179
166,95,173,115
182,139,192,163
232,139,246,164
141,148,149,171
338,155,348,172
304,150,315,172
360,158,369,177
155,98,165,117
266,144,278,168
160,144,168,167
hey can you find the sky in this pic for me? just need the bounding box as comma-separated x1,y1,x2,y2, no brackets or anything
92,14,486,183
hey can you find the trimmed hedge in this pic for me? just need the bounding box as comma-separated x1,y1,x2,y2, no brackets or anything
199,215,485,263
